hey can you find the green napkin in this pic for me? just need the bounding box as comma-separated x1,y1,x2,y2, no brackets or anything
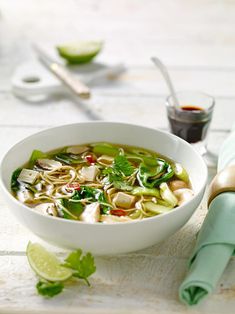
179,124,235,306
179,192,235,305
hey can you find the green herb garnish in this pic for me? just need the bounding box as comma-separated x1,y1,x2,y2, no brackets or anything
113,155,134,176
102,155,134,191
72,186,111,215
36,280,64,298
27,243,96,298
63,249,96,286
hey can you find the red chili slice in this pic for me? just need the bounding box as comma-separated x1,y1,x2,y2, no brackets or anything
85,154,96,164
67,182,81,190
110,209,127,216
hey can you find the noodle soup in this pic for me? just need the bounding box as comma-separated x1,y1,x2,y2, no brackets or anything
11,143,194,223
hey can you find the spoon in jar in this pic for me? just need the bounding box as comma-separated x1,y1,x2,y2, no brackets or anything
151,56,180,107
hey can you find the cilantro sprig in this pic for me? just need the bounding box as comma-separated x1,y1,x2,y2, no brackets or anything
33,248,96,298
103,155,134,191
113,155,134,176
36,280,64,298
63,249,96,286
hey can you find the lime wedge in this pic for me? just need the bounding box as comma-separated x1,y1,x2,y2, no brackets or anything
26,242,72,282
57,41,103,64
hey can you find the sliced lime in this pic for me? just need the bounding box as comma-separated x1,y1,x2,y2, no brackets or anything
57,41,103,64
26,242,72,282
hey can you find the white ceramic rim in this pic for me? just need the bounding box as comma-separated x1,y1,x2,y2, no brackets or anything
0,121,208,226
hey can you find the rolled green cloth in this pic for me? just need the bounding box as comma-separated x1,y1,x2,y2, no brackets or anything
179,192,235,305
179,123,235,306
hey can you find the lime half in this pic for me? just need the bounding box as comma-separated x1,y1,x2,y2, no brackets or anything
27,242,72,282
57,41,103,64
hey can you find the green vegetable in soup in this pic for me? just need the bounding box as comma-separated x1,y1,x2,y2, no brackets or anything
11,168,22,192
172,163,189,182
56,199,84,220
72,186,111,215
137,159,174,188
144,202,173,214
29,150,48,168
159,182,178,207
92,144,119,156
54,153,84,165
131,186,160,198
127,148,158,166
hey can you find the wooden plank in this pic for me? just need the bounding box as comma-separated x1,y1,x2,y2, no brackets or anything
1,65,235,97
0,92,233,132
1,0,235,68
0,253,235,313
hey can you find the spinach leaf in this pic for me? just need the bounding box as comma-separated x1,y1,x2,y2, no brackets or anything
72,186,111,215
57,199,84,220
11,168,22,192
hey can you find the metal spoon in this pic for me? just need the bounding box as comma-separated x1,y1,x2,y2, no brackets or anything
151,56,180,107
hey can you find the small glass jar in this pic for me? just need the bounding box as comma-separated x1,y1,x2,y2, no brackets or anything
166,91,215,155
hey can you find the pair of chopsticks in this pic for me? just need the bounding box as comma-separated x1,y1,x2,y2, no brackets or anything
32,44,125,120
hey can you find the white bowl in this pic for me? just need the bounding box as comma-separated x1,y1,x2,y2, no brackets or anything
0,122,207,255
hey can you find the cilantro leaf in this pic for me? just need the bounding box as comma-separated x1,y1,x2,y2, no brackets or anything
113,155,134,176
102,168,122,184
36,280,64,298
102,155,134,191
63,249,82,270
63,250,96,286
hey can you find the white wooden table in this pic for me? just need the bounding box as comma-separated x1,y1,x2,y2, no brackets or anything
1,1,235,313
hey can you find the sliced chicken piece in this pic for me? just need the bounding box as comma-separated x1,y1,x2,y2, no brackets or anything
34,203,58,216
80,165,99,182
34,182,43,191
113,192,136,209
37,159,62,171
100,214,132,223
80,202,100,223
17,189,33,203
173,188,194,206
169,180,188,191
18,169,39,184
66,146,89,154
